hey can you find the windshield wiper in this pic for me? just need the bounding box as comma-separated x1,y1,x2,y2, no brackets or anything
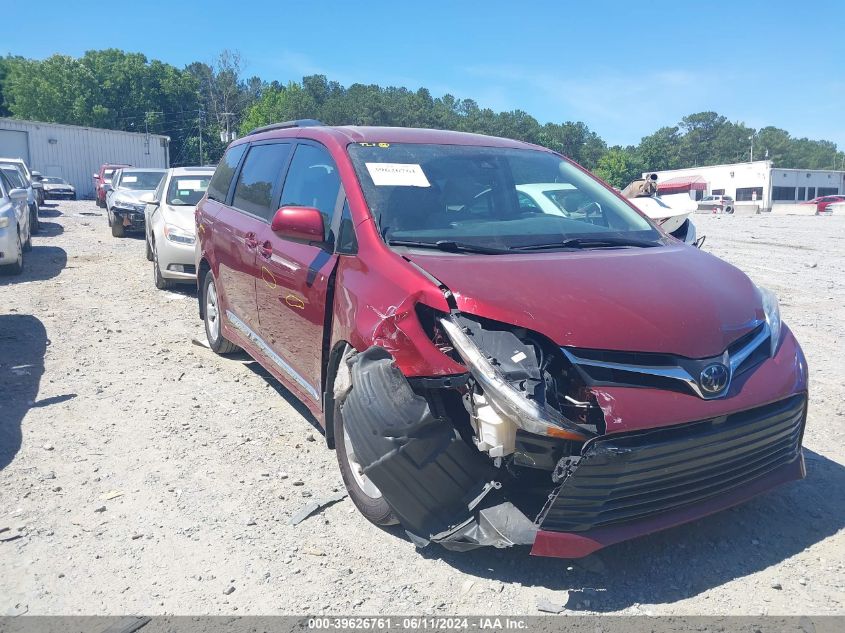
512,236,660,251
387,239,511,255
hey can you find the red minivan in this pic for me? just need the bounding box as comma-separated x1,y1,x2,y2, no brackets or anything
195,121,808,558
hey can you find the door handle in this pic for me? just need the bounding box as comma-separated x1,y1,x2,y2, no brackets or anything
244,232,258,249
259,241,273,260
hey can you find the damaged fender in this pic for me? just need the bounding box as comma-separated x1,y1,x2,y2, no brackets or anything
340,346,537,550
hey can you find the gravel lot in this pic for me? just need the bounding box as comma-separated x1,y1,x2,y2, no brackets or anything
1,201,843,616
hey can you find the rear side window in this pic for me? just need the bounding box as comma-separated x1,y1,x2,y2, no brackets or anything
280,144,341,240
208,144,248,203
231,143,292,220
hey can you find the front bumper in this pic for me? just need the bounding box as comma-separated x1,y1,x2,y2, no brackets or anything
156,235,197,281
112,207,146,230
532,393,806,557
45,189,75,199
0,225,19,264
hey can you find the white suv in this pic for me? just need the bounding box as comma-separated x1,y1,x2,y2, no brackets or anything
699,195,734,214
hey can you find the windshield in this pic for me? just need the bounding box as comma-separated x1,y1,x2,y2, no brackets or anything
120,171,164,190
44,177,67,184
0,167,25,189
166,174,211,206
348,143,659,250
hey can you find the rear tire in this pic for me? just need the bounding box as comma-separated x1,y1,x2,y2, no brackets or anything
23,231,32,252
111,217,125,238
145,235,154,261
202,270,238,354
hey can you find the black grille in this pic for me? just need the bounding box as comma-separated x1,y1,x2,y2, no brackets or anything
537,394,806,533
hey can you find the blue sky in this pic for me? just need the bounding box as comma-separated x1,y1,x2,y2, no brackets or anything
6,0,845,148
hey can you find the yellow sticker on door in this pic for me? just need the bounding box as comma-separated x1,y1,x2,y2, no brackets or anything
261,266,277,289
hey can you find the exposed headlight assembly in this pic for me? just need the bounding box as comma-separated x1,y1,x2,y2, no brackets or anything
439,317,594,441
164,224,195,245
758,286,782,357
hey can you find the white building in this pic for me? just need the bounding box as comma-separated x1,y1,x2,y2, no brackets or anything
0,118,169,198
646,160,845,212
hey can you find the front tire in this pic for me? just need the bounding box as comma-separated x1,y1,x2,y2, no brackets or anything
202,270,238,354
111,217,125,238
145,235,153,261
30,204,40,234
333,351,398,527
153,249,171,290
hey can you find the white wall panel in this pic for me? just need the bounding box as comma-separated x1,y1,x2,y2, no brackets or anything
0,118,169,198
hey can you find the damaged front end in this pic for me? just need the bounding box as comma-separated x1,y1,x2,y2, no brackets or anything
339,310,807,558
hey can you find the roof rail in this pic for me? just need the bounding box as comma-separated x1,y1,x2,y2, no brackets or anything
247,119,324,136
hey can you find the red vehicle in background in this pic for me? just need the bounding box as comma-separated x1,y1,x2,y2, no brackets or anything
93,163,130,207
195,120,808,559
804,195,845,214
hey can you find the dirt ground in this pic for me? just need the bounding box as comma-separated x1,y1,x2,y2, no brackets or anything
1,201,843,616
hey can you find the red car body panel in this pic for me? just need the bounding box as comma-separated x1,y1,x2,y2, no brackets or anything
195,124,808,559
401,245,763,359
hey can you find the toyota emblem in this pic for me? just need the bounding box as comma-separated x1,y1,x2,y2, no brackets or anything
700,363,730,394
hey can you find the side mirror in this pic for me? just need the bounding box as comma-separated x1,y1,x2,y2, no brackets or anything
139,192,158,205
93,173,100,179
270,206,324,242
9,188,28,201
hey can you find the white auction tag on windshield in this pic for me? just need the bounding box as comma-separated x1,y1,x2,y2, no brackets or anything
177,179,206,190
365,163,430,187
122,176,138,183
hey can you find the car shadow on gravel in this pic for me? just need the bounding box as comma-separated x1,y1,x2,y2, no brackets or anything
38,205,63,217
0,315,47,470
242,360,323,433
0,245,67,285
422,449,845,612
36,221,64,237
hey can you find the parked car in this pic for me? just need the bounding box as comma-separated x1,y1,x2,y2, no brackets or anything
30,171,46,206
0,157,44,207
0,162,40,233
41,176,77,200
803,195,845,215
93,163,130,208
142,166,214,289
698,194,734,213
196,121,807,559
105,168,165,237
0,168,32,275
826,201,845,215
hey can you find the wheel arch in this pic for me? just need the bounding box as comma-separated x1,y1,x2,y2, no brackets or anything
197,257,212,319
322,339,355,450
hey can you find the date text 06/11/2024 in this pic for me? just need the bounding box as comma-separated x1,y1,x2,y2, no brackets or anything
307,617,529,630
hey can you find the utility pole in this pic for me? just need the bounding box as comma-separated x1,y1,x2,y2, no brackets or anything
144,111,163,155
198,109,205,165
749,134,754,162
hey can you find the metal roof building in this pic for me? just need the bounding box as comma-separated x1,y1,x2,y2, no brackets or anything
0,118,169,198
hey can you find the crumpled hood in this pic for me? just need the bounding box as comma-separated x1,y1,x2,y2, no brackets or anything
406,245,765,359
